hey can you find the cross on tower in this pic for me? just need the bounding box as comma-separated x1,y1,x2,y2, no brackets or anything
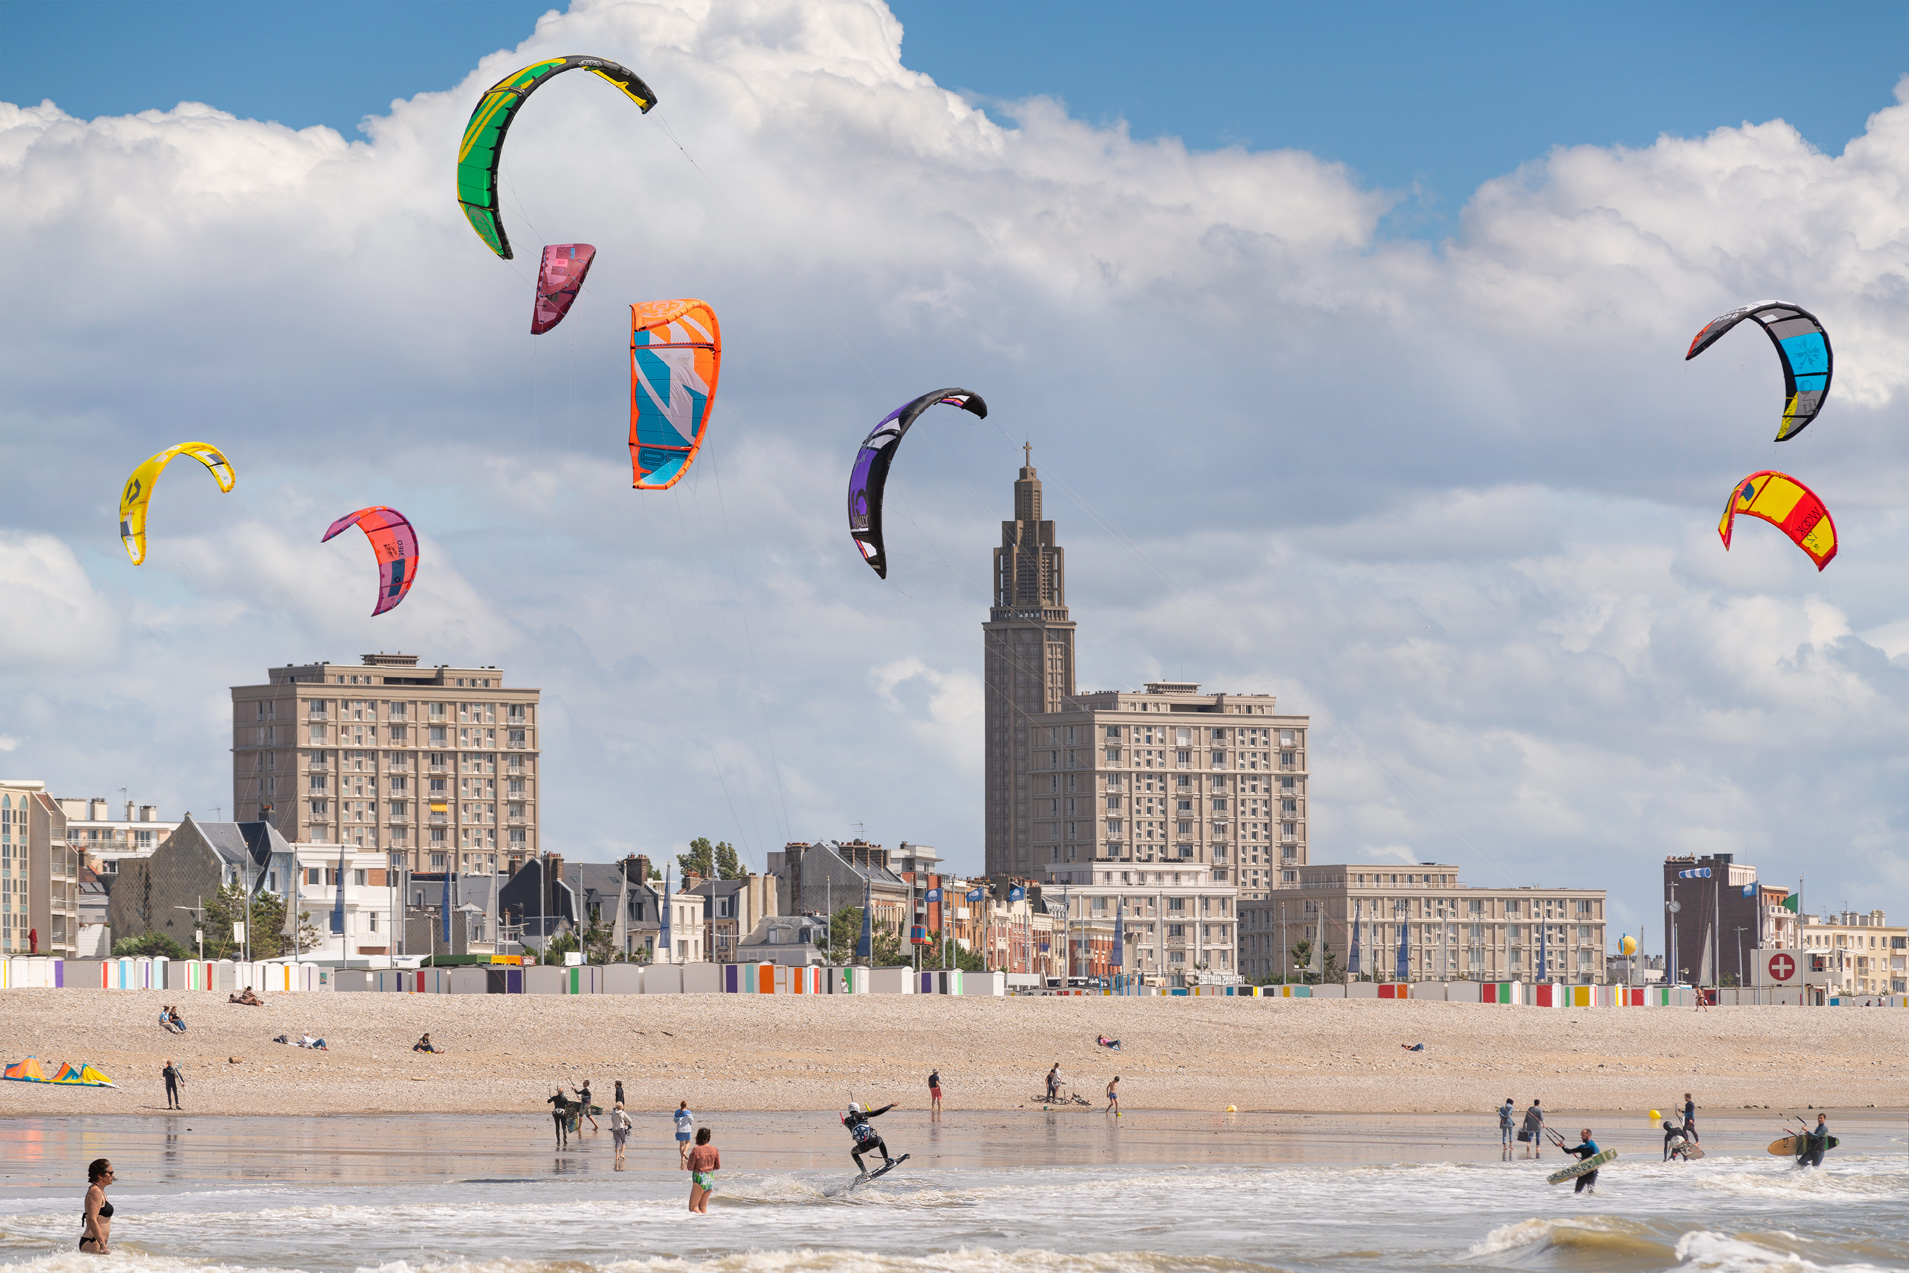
1023,441,1032,467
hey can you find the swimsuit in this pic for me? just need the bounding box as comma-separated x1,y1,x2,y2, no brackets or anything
692,1170,715,1189
80,1197,112,1249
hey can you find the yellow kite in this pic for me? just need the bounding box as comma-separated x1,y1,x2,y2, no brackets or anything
118,443,235,564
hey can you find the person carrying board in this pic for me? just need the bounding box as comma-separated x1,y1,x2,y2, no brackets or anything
1554,1128,1601,1194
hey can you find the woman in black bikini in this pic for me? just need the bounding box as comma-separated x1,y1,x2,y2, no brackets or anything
80,1158,114,1254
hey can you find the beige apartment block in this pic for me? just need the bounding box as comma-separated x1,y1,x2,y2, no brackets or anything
1239,862,1609,985
57,797,178,877
1798,909,1907,995
1026,683,1308,896
229,653,540,874
0,780,80,957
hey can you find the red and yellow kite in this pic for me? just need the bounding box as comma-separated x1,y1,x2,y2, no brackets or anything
1719,471,1837,571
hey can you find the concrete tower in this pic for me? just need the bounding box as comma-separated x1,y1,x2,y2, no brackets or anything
984,449,1076,877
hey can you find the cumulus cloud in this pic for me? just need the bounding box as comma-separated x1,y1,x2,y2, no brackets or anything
3,0,1909,929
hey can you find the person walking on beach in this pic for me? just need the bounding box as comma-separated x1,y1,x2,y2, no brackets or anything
1558,1128,1601,1195
1680,1093,1700,1144
161,1060,182,1110
547,1087,571,1148
928,1069,942,1118
79,1158,114,1254
1106,1076,1120,1116
614,1079,625,1109
610,1100,632,1167
686,1126,720,1213
1521,1099,1545,1158
674,1101,695,1166
573,1080,599,1131
1498,1098,1515,1157
1046,1063,1062,1101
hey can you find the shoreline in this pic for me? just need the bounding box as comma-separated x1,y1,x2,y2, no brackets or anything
2,988,1904,1117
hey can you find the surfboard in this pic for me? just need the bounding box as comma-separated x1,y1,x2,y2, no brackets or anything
1546,1147,1617,1184
1667,1136,1706,1162
1767,1133,1839,1157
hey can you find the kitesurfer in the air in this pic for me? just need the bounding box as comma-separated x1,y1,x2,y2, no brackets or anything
1558,1128,1601,1194
842,1101,897,1177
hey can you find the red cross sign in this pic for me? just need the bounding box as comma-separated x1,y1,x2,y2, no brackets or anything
1768,952,1796,982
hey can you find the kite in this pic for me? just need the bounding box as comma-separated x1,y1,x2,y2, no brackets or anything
1686,301,1833,441
321,507,419,615
118,442,235,565
847,388,988,578
532,243,596,334
1719,471,1837,571
629,299,720,490
456,56,658,260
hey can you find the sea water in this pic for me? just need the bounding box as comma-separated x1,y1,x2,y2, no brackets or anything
0,1112,1903,1273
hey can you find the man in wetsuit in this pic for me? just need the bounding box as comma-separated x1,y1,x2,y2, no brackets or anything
1662,1120,1689,1162
1498,1099,1515,1157
1681,1093,1700,1144
842,1100,897,1177
547,1087,572,1147
1559,1128,1601,1195
1800,1114,1830,1168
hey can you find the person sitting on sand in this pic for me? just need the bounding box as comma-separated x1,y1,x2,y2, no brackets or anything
1096,1035,1121,1051
168,1007,187,1033
412,1033,442,1053
230,987,263,1006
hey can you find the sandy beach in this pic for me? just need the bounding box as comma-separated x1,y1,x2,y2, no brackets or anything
2,988,1903,1116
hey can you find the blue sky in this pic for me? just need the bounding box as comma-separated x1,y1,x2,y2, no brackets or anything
5,0,1909,940
8,1,1908,234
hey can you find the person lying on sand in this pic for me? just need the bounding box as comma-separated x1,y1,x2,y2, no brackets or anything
1400,1043,1425,1051
1096,1035,1121,1050
229,988,263,1006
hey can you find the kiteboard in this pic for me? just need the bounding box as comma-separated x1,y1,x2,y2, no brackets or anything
1546,1148,1617,1184
1767,1135,1838,1157
1666,1135,1705,1161
846,1153,910,1192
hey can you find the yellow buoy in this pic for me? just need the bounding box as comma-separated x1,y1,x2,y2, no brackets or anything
1226,1105,1237,1112
1649,1109,1661,1121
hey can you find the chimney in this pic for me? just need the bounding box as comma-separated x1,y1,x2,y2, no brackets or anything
125,801,135,823
139,805,156,822
633,854,652,888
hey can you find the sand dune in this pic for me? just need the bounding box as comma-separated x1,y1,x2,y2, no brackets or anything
2,988,1902,1116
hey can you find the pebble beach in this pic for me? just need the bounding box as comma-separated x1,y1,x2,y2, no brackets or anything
2,988,1903,1115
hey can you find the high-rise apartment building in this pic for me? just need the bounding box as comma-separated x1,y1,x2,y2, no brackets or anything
230,654,540,873
0,780,80,956
983,454,1076,879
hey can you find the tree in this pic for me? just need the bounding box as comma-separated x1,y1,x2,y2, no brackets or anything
949,940,988,973
542,930,578,963
1320,940,1340,983
678,837,742,881
824,906,907,965
1289,938,1314,983
202,882,293,960
581,906,620,965
112,931,189,960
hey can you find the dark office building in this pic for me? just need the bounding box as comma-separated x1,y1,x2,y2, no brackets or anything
1662,853,1761,986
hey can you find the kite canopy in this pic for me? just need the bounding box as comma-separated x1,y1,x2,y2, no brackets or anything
1719,471,1837,571
629,299,721,490
2,1057,49,1083
1686,301,1833,441
321,507,420,615
119,442,235,565
847,389,988,579
532,243,596,334
50,1063,83,1085
456,56,657,261
78,1064,115,1087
